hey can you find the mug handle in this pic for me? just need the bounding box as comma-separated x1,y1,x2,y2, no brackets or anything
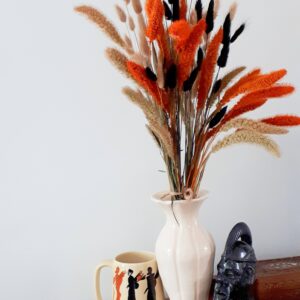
95,260,113,300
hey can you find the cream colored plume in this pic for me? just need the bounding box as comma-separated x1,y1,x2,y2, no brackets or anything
212,129,281,157
115,4,127,23
75,6,124,47
122,87,175,159
221,118,289,135
105,48,132,79
132,0,143,14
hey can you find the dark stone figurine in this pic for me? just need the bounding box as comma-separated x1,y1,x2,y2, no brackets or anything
213,222,257,300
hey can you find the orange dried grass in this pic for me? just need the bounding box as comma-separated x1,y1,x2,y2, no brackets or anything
219,68,261,107
197,28,223,110
262,115,300,126
219,69,288,107
169,20,192,51
127,61,169,111
173,20,206,86
145,0,164,42
180,0,188,20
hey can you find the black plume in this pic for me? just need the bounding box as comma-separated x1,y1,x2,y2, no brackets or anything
197,48,204,68
222,13,231,45
217,42,230,68
212,79,222,94
206,0,214,34
172,0,180,21
183,66,200,92
165,64,177,89
209,106,228,128
163,1,173,20
231,24,246,43
195,0,203,21
145,67,157,81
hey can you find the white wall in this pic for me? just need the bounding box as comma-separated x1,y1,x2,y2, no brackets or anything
0,0,299,299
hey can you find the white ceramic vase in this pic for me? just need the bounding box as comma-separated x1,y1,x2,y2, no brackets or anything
152,191,215,300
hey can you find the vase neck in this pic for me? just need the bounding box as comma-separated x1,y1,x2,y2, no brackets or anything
158,199,204,226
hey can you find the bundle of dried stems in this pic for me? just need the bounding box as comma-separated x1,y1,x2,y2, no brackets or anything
75,0,300,200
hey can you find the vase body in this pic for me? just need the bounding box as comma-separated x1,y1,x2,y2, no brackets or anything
152,191,215,300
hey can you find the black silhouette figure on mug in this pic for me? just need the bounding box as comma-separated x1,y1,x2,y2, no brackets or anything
143,267,160,300
127,269,144,300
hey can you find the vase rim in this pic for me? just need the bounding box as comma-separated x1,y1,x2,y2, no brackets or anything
151,190,209,204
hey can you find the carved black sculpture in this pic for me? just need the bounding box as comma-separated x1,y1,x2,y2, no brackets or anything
213,222,256,300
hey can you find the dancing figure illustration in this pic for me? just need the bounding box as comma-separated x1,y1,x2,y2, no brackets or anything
127,269,144,300
113,267,125,300
143,267,160,300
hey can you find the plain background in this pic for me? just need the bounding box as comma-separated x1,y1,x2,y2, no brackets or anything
0,0,299,299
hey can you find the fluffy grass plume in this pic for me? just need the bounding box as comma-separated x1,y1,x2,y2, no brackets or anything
105,48,132,79
212,129,281,157
221,118,289,135
262,115,300,126
75,6,124,47
145,0,164,41
197,28,223,110
76,0,299,197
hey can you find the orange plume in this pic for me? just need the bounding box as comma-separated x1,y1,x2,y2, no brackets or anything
261,115,300,126
219,69,288,107
180,0,187,20
219,68,261,107
245,85,294,100
169,20,192,51
127,61,169,111
145,0,164,42
175,19,206,86
197,28,223,110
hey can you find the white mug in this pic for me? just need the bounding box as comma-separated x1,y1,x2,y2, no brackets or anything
95,251,165,300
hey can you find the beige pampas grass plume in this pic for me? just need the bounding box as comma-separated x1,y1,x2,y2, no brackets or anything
75,5,125,48
122,87,175,159
221,118,289,135
115,4,127,23
214,0,220,19
128,16,135,31
132,0,143,14
130,52,147,67
137,13,146,32
229,2,238,20
139,30,150,57
124,35,133,49
105,48,132,79
212,129,281,157
124,0,130,4
190,10,197,25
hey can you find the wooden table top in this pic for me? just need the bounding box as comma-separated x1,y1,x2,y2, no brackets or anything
167,256,300,300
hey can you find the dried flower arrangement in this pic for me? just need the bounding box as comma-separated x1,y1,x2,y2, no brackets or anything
75,0,300,200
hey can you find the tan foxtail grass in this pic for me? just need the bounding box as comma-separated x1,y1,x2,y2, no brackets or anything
229,2,238,20
75,6,125,48
115,4,127,23
128,16,135,31
212,129,281,157
221,118,289,135
123,87,174,159
124,35,133,49
132,0,143,14
105,48,132,79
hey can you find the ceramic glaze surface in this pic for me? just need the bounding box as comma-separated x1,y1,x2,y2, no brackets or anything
153,191,215,300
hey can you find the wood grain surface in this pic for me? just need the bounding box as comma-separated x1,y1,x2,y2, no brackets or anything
166,257,300,299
